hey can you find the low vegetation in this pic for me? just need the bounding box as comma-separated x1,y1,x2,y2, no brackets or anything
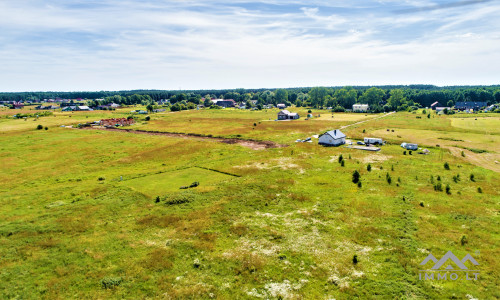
0,106,498,299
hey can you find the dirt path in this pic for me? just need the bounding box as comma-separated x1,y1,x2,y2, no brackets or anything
340,111,395,130
81,127,287,150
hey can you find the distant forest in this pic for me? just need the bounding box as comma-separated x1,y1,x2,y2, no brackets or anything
2,85,499,112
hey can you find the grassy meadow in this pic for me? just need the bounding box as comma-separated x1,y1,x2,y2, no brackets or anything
0,106,499,299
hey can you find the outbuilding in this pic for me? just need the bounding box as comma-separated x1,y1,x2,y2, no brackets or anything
319,129,346,146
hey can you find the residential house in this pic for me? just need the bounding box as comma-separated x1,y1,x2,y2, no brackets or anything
277,103,286,109
353,104,369,112
277,110,299,120
212,99,236,108
455,102,487,111
430,102,442,110
319,129,346,146
77,106,92,111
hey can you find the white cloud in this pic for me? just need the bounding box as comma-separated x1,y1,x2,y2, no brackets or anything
0,0,499,91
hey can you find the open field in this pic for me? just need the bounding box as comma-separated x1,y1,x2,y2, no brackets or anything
1,107,499,299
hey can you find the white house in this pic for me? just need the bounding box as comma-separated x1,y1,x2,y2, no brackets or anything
277,110,299,120
364,137,384,145
401,142,418,150
353,104,369,112
277,103,286,109
319,129,346,146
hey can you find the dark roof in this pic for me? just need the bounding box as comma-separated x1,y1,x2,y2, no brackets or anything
455,102,487,107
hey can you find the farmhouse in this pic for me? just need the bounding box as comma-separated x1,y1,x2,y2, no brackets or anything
100,118,135,127
319,129,346,146
277,103,286,109
401,142,418,150
212,99,236,108
353,104,369,112
430,102,442,110
364,137,384,145
277,110,299,120
455,102,487,111
13,102,24,109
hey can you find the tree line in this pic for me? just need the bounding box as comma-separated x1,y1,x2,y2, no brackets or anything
1,85,499,112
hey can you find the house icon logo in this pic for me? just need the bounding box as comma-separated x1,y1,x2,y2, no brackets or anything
420,251,479,270
419,251,480,281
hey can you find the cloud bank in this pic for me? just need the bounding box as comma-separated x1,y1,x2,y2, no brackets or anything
0,0,499,91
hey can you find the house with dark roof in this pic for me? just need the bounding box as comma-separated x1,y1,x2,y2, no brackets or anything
319,129,346,146
277,110,299,120
212,99,236,108
455,102,487,111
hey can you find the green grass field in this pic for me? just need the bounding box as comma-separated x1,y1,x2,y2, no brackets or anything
1,107,499,299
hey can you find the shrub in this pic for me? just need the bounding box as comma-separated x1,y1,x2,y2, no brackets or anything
44,127,48,130
352,170,360,183
341,160,345,167
145,116,150,121
409,150,412,155
308,109,312,113
165,191,197,205
419,202,424,207
357,181,362,188
403,151,406,155
386,173,392,184
367,164,372,172
444,162,450,170
434,182,443,192
452,175,460,183
470,174,475,182
37,124,43,130
391,165,394,171
460,235,468,246
98,177,105,181
477,187,482,193
338,154,343,163
461,151,465,157
445,184,451,194
155,196,160,203
253,123,257,126
352,254,358,264
101,277,122,289
362,129,366,133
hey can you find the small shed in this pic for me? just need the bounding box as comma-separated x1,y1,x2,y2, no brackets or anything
319,129,346,146
401,142,418,150
364,137,384,145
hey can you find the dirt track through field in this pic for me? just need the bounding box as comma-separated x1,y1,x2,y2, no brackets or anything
81,127,287,150
340,111,396,129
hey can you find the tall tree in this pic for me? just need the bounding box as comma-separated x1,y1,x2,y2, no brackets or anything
275,89,288,104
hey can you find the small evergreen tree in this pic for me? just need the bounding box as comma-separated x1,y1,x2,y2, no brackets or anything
444,162,450,170
352,170,360,183
367,164,372,172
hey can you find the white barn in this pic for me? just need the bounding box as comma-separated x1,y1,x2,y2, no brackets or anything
319,129,346,146
353,104,369,112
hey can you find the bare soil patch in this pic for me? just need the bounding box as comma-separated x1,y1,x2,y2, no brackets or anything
81,127,287,150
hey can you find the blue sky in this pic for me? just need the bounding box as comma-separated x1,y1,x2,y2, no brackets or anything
0,0,499,91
